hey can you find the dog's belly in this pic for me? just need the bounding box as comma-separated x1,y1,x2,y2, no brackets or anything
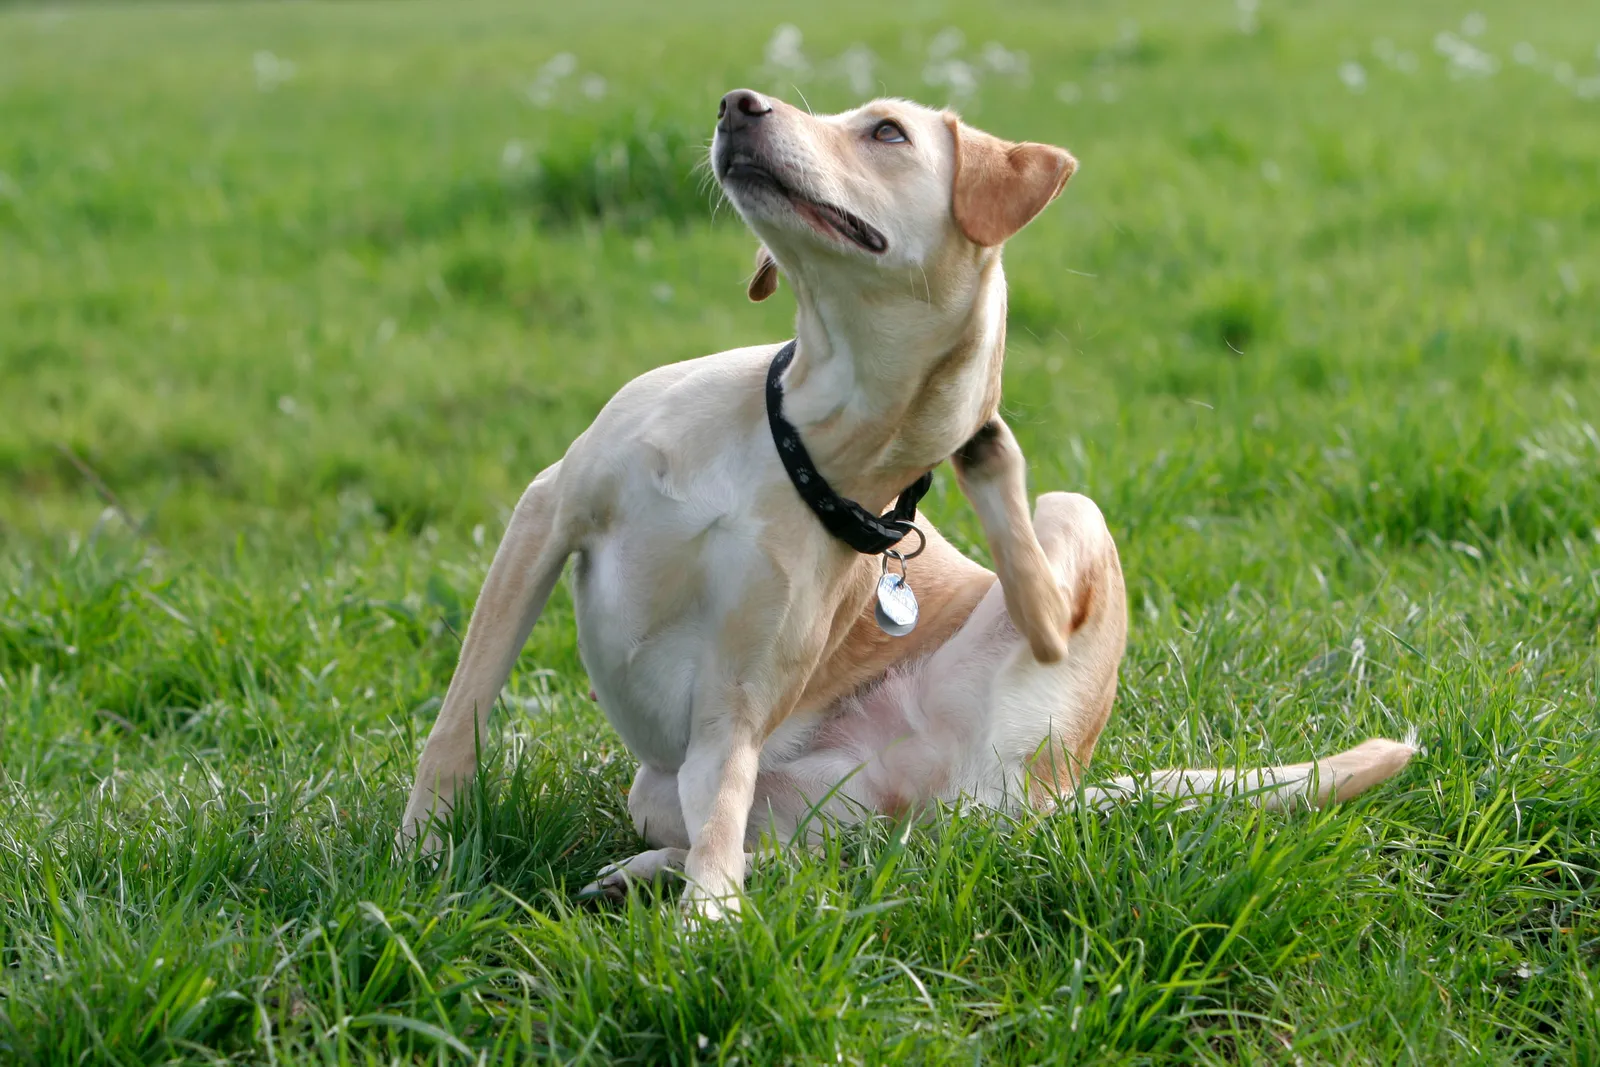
756,575,1117,830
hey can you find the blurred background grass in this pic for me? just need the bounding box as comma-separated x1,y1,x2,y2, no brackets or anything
5,0,1596,560
2,1,1599,1061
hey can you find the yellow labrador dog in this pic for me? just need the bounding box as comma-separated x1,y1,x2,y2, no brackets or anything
399,90,1415,917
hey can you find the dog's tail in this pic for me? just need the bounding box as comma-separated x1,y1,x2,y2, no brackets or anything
1080,736,1418,811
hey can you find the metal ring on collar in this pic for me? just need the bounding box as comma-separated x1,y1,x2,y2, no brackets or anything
891,520,926,561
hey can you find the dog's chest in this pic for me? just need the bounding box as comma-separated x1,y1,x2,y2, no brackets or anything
568,443,774,771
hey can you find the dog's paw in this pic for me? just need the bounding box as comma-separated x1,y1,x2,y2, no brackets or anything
576,848,689,902
681,886,741,924
393,821,446,864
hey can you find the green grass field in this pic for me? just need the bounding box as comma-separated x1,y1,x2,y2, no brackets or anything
3,0,1599,1061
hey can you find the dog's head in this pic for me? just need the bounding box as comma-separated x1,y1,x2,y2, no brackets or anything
711,90,1076,303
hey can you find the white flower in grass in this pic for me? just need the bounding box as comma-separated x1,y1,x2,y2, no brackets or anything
1434,32,1498,79
1236,0,1260,35
581,74,608,100
765,24,809,77
1371,38,1418,73
253,50,296,92
1461,12,1486,38
1512,42,1537,65
927,27,965,59
1339,61,1367,92
832,44,878,97
1055,81,1082,104
924,57,979,102
542,52,578,79
981,41,1030,81
501,140,526,169
527,52,577,107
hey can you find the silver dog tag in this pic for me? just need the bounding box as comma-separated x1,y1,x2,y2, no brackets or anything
875,572,918,637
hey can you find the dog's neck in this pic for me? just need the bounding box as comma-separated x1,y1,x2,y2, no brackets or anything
777,253,1007,513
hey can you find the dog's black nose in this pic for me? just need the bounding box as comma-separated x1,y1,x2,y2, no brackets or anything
718,89,772,135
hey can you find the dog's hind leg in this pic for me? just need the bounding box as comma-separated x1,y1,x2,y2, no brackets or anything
628,764,690,849
579,847,758,901
985,493,1414,809
583,764,768,900
398,463,571,856
983,490,1128,805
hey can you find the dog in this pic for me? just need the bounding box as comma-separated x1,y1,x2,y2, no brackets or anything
399,90,1416,918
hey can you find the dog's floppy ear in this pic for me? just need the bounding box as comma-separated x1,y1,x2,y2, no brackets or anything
946,115,1076,247
748,245,780,302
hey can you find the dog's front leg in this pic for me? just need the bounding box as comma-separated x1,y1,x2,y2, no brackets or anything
676,701,766,919
952,417,1072,663
398,464,570,856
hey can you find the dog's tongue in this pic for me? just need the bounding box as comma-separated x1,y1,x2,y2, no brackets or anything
794,198,843,240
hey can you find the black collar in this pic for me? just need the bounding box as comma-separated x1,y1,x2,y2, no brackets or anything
765,340,932,555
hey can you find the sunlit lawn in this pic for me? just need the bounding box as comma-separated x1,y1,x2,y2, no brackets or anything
2,1,1598,1061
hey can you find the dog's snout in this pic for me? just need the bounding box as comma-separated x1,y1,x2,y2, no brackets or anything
718,89,772,135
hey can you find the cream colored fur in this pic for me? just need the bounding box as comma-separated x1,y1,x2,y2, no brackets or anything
398,91,1415,918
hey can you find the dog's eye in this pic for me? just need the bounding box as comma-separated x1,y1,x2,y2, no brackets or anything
871,120,908,144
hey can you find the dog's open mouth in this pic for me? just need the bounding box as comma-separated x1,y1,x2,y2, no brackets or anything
791,199,887,254
722,162,887,254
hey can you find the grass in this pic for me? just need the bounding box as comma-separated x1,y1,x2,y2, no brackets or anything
2,0,1598,1060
